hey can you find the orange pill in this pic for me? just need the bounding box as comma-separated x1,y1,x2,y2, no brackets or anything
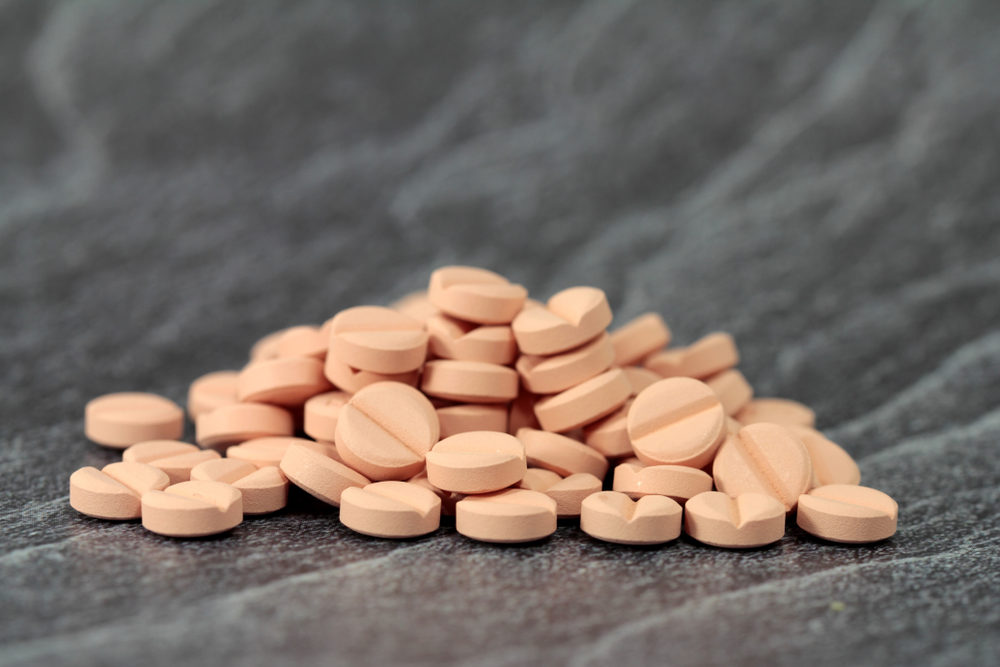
226,436,328,469
436,403,508,439
582,399,635,458
425,431,526,494
279,443,370,506
390,290,440,324
684,491,786,548
644,347,686,377
507,390,541,435
303,390,351,441
141,481,243,537
334,382,440,481
612,461,713,503
737,398,816,428
705,369,754,416
534,368,631,433
428,266,528,325
339,481,442,539
69,462,170,520
789,426,861,488
275,325,328,360
407,469,463,516
456,488,557,543
190,458,288,515
580,492,682,545
679,332,739,379
421,360,519,403
515,333,615,394
426,314,517,365
196,403,294,449
328,306,427,373
626,377,726,469
797,484,898,543
609,313,671,366
122,440,221,484
517,470,602,518
511,286,613,355
517,428,609,479
713,423,813,512
622,366,662,396
85,392,184,449
237,357,332,406
187,371,240,420
323,352,420,394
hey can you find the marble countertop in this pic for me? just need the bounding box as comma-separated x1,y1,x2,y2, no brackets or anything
2,2,998,665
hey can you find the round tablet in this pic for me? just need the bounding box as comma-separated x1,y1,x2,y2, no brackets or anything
678,332,739,379
141,481,243,537
580,492,682,545
436,403,508,439
123,440,199,464
626,377,725,468
788,426,860,488
237,357,332,406
425,431,527,494
187,371,240,420
517,428,609,479
334,382,440,481
705,369,754,417
339,481,442,539
428,266,528,325
712,423,813,512
303,391,351,441
390,290,440,324
137,447,221,485
426,315,517,365
407,469,463,517
421,360,519,403
796,485,898,544
227,436,329,468
323,352,420,394
582,399,634,458
621,367,662,396
328,306,427,373
456,489,557,543
279,443,370,506
275,325,328,360
612,462,713,503
684,491,786,548
644,347,686,378
190,459,288,515
534,368,631,433
249,328,290,362
516,333,615,394
69,462,170,520
85,392,184,448
737,398,816,428
609,313,671,366
517,470,602,518
196,403,294,449
511,286,613,355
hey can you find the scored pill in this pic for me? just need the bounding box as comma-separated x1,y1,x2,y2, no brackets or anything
580,491,682,545
517,470,602,518
279,443,370,506
511,286,613,355
84,392,185,449
515,332,615,395
328,306,428,374
612,462,713,504
534,368,631,433
684,491,786,548
427,266,528,325
69,462,171,520
712,423,813,512
609,313,671,366
626,377,726,469
190,458,289,514
796,484,898,544
425,431,527,494
456,488,557,543
141,480,243,537
339,481,442,539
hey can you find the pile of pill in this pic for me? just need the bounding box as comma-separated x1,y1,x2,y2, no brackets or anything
70,266,898,546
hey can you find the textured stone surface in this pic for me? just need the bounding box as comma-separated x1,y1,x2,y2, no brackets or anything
2,1,999,665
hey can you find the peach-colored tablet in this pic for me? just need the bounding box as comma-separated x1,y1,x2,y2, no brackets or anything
705,369,753,416
328,306,428,373
421,360,519,403
626,377,726,469
622,366,662,396
133,445,221,485
582,400,635,458
390,290,440,324
644,347,687,378
678,332,739,379
249,328,290,362
425,431,526,494
237,357,332,406
426,314,517,365
427,266,528,325
334,382,439,481
408,469,462,516
455,488,557,543
339,481,442,539
517,470,602,518
190,458,288,514
85,392,185,448
789,426,861,488
534,368,631,433
275,325,328,360
196,403,294,448
517,428,609,479
141,481,243,537
187,371,240,420
507,391,541,434
580,492,682,545
726,416,743,435
511,286,613,355
684,491,786,548
69,462,170,520
279,443,370,506
323,352,420,394
712,423,812,512
226,436,328,468
797,485,898,543
609,313,671,366
516,333,614,394
436,403,508,439
737,398,816,428
612,461,713,503
123,439,198,464
302,391,351,441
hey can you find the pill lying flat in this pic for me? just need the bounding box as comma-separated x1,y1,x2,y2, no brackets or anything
390,290,440,324
436,403,508,439
421,360,519,403
275,325,328,360
187,371,240,420
517,428,609,479
428,266,528,325
705,369,754,416
612,462,713,503
516,333,615,394
712,423,813,512
511,286,613,355
70,462,171,520
684,491,786,548
334,382,440,481
426,315,517,365
425,431,527,494
328,306,428,373
626,377,726,469
279,443,370,506
141,481,243,537
237,357,332,406
736,398,816,428
517,470,602,518
580,492,682,545
303,391,351,441
226,436,329,469
456,489,557,543
534,368,631,433
191,458,288,514
788,426,861,488
85,392,185,448
323,353,420,394
123,440,199,464
196,403,294,449
609,313,671,366
797,484,898,543
340,481,442,538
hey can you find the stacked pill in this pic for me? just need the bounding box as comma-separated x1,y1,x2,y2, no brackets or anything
70,266,897,547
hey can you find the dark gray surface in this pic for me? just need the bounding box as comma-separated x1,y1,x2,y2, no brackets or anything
2,1,999,666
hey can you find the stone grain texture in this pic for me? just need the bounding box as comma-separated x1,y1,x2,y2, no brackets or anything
2,1,999,666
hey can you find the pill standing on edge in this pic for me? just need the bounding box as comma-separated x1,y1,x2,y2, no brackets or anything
736,398,816,428
85,392,185,449
516,333,615,395
796,484,898,544
141,481,243,537
609,313,671,366
612,462,713,504
425,431,527,494
187,371,240,420
428,266,528,325
712,423,813,512
517,470,602,518
328,306,428,374
684,491,786,548
196,403,294,449
339,481,442,539
69,462,171,520
788,425,861,488
279,443,370,506
511,286,613,355
456,489,557,543
580,492,682,545
626,377,726,469
534,368,631,433
190,458,288,515
517,428,609,479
